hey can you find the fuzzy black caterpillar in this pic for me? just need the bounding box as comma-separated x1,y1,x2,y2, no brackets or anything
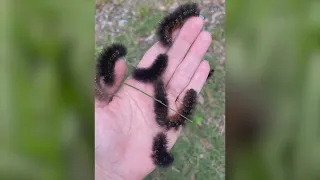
153,79,198,130
151,132,174,168
157,3,200,47
166,89,198,129
96,43,127,86
132,54,168,83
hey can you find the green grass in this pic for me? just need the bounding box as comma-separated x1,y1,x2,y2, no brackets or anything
212,28,225,42
96,6,225,180
137,5,152,19
135,11,163,37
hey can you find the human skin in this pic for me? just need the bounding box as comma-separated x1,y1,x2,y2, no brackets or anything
95,16,212,180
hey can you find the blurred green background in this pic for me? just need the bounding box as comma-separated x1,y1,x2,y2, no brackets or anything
227,0,320,180
95,0,225,179
1,0,94,179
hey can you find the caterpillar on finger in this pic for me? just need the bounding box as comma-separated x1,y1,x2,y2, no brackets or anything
96,44,127,86
157,2,201,47
95,43,127,100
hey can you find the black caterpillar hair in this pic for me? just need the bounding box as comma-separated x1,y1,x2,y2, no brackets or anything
132,54,168,83
157,3,200,47
151,132,174,168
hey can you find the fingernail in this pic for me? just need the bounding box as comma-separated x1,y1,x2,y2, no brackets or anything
199,13,205,20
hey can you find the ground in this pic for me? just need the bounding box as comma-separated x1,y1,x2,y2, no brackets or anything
95,0,225,179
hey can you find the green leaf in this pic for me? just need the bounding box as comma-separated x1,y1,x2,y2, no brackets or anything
194,113,204,126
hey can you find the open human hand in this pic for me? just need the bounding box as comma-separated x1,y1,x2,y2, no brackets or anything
95,16,212,180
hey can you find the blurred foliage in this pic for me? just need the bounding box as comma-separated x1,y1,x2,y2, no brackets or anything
1,0,94,179
227,0,320,180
